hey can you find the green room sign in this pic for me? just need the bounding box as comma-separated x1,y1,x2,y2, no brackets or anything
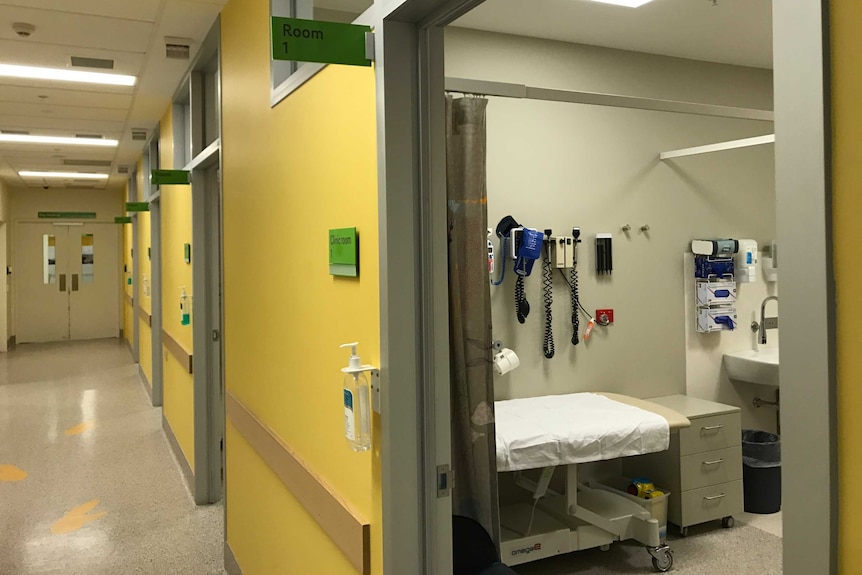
151,169,190,186
126,202,149,212
271,17,372,67
38,211,96,219
114,216,133,224
329,227,359,277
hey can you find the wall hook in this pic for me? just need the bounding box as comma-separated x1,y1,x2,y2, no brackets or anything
640,224,650,232
621,224,631,232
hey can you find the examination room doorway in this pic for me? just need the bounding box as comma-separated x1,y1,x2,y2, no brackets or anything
371,0,833,573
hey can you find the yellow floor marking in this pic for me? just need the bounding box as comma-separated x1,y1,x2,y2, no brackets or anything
51,500,107,535
0,465,27,482
64,421,94,436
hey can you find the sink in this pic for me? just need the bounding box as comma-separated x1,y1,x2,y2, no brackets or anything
723,348,779,387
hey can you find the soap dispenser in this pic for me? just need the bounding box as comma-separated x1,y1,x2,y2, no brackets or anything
341,342,371,452
180,287,190,326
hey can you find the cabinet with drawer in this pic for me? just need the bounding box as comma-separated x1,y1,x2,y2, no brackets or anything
622,395,743,537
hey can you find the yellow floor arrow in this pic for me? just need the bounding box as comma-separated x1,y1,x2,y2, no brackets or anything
51,500,107,535
0,464,27,482
64,421,94,436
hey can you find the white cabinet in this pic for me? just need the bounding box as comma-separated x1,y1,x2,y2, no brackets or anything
622,395,743,537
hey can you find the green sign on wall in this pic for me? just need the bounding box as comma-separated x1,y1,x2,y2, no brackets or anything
38,211,96,219
126,202,149,212
329,227,358,277
114,216,133,224
152,169,190,186
271,17,372,67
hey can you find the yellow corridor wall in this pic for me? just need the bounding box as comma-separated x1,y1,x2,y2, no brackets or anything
832,1,862,572
221,0,381,572
159,105,195,471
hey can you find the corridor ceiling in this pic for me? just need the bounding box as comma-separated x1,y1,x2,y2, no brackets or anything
0,0,226,191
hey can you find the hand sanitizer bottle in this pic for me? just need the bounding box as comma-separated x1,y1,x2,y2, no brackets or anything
341,343,371,452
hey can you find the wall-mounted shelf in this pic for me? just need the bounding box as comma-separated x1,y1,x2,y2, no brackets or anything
660,134,775,161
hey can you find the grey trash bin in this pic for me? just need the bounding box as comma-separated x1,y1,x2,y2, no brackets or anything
742,430,781,514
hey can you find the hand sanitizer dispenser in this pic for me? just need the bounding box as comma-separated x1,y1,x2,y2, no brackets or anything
341,343,371,452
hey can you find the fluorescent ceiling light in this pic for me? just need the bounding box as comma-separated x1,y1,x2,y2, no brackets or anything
587,0,654,7
0,134,118,147
19,171,108,180
0,64,136,86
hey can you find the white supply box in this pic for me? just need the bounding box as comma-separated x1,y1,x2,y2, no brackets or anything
696,281,737,307
697,308,738,333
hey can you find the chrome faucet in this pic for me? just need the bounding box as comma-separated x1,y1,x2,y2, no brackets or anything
759,296,779,344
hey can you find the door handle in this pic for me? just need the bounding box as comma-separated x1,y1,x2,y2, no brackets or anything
59,274,66,292
701,425,725,432
703,493,727,501
703,459,725,466
71,274,79,292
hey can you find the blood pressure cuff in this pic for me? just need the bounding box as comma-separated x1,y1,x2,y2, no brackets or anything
514,228,542,277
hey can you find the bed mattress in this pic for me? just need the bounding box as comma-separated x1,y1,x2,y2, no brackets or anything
495,392,670,472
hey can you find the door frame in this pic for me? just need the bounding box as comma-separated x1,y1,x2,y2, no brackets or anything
131,171,140,363
372,0,836,574
191,153,224,505
150,196,164,407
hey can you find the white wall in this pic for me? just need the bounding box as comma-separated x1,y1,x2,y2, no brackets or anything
446,28,778,422
684,257,779,433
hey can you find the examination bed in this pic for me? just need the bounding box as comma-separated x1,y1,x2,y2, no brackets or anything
495,392,691,572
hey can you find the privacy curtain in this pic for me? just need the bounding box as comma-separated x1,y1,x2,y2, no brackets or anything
446,95,501,545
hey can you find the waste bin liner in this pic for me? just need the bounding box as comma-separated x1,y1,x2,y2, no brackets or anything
742,430,781,514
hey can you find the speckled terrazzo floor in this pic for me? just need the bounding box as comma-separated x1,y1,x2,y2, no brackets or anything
514,520,782,575
0,339,225,575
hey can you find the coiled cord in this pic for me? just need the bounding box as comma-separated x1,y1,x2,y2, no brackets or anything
570,266,580,346
516,275,527,324
542,246,555,358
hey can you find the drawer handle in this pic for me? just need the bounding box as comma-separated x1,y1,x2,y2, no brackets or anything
701,425,725,432
703,459,725,466
703,493,726,501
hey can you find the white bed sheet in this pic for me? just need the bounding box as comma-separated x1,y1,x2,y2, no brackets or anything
495,392,670,472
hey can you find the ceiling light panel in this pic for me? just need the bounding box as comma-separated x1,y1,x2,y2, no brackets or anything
0,64,135,86
0,134,117,147
19,171,108,179
586,0,655,6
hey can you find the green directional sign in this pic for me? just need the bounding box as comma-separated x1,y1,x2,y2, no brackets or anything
38,211,96,219
126,202,149,212
329,227,359,277
151,169,190,186
115,216,132,224
272,17,372,67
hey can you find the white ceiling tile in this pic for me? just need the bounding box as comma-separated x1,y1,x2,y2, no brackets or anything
0,0,162,22
0,85,132,109
0,39,145,76
0,102,127,122
0,6,154,53
0,115,126,133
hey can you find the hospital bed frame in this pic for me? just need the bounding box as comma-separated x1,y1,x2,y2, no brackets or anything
498,394,690,572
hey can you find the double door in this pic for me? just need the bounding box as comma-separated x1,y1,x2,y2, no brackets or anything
17,222,120,343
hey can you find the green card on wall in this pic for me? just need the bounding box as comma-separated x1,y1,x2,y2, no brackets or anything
329,228,358,277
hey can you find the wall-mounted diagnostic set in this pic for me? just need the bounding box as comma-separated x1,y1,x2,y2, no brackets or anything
492,216,601,359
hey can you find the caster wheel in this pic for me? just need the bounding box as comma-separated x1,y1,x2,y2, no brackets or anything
600,544,611,552
722,516,735,529
679,526,689,538
652,550,674,572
